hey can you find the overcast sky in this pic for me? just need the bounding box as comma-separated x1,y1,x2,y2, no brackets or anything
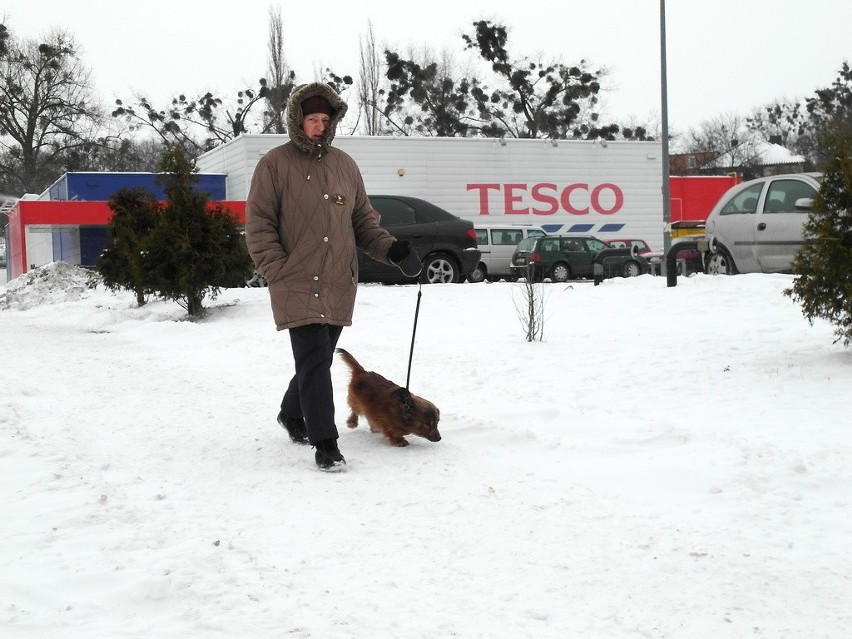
3,0,850,136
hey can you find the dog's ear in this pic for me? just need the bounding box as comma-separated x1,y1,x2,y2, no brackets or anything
394,387,414,413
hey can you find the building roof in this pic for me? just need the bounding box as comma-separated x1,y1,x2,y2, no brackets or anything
710,141,805,169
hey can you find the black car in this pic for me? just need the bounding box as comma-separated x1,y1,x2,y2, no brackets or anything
510,234,649,282
360,195,480,284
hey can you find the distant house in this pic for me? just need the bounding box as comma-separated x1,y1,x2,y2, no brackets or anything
671,139,807,180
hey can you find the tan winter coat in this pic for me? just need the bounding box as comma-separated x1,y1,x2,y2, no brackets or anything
245,83,396,330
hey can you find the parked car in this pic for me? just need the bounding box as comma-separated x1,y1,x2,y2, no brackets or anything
646,241,705,276
607,238,652,255
469,224,547,282
700,173,821,275
359,195,480,284
510,234,649,282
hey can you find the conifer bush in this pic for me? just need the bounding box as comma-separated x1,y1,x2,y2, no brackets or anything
785,129,852,345
97,146,251,317
98,187,160,306
140,147,252,317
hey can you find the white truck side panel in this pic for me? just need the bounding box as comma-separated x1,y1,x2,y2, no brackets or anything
198,135,665,249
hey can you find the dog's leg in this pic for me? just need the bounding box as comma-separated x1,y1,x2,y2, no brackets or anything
385,434,409,447
346,410,359,429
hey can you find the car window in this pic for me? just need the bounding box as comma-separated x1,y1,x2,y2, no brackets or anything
720,184,763,215
763,179,818,214
516,238,536,252
608,240,627,248
585,238,608,252
562,238,583,251
527,229,546,238
475,229,489,245
371,197,417,226
540,238,561,252
489,230,523,245
505,231,523,245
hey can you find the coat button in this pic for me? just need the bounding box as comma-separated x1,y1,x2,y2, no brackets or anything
313,276,319,281
323,194,329,200
323,237,329,242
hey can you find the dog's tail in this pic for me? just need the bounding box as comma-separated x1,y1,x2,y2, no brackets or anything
335,348,365,373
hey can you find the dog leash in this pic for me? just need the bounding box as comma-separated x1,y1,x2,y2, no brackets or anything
400,281,423,410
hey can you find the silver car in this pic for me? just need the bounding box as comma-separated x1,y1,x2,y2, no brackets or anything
701,173,822,274
469,224,547,282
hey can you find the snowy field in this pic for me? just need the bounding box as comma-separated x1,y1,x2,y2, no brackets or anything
1,263,850,638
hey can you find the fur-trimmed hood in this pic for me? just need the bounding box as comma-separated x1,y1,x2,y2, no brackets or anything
287,82,348,154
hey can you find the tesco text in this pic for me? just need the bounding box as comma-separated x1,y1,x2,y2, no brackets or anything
466,182,624,215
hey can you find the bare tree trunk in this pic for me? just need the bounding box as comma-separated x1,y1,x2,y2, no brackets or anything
358,20,383,135
265,6,289,134
513,264,546,342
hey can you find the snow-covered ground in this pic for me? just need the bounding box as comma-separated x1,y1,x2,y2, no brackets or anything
2,263,850,638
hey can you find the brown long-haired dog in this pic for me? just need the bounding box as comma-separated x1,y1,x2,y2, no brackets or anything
336,348,441,447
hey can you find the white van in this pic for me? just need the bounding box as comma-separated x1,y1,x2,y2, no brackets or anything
469,224,547,282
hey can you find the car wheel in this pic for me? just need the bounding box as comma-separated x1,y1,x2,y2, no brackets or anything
705,247,736,275
550,262,571,282
421,253,459,284
622,260,641,277
467,263,486,283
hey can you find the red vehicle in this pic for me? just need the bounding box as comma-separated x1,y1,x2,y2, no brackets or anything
669,175,740,223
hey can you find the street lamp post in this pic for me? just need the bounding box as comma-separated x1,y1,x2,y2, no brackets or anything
660,0,675,286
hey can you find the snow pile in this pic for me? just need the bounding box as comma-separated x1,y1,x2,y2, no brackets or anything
0,261,98,311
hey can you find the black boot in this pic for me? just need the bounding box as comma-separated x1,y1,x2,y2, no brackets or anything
277,410,308,445
314,438,346,470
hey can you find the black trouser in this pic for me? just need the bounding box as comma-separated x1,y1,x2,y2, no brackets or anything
281,323,344,444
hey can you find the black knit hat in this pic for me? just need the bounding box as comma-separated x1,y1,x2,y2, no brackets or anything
301,95,335,117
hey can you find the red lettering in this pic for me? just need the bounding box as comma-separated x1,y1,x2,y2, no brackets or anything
591,183,623,214
466,183,501,215
504,183,529,214
560,183,589,215
467,182,624,216
531,183,558,215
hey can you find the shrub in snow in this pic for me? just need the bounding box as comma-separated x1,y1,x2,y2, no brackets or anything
786,127,852,345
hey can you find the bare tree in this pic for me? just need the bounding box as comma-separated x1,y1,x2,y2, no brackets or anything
513,265,547,342
684,113,762,171
263,5,295,134
0,26,104,195
382,46,476,137
746,100,806,148
112,84,270,158
462,21,606,139
358,20,384,135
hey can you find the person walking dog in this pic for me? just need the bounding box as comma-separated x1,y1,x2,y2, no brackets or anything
245,82,420,470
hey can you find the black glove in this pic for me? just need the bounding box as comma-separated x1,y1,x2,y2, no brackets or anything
389,240,422,278
387,240,411,263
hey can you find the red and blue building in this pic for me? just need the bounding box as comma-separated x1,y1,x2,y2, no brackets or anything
4,172,245,281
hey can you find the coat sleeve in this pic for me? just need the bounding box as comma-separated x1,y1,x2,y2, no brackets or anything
245,155,289,281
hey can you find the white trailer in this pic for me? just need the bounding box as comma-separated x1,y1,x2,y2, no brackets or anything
197,135,665,249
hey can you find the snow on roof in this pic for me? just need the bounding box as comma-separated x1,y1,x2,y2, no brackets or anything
707,140,805,169
756,141,805,165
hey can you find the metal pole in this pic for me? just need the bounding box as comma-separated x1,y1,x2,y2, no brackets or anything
660,0,675,286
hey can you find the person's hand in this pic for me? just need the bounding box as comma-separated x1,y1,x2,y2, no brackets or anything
389,240,422,278
387,240,411,263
